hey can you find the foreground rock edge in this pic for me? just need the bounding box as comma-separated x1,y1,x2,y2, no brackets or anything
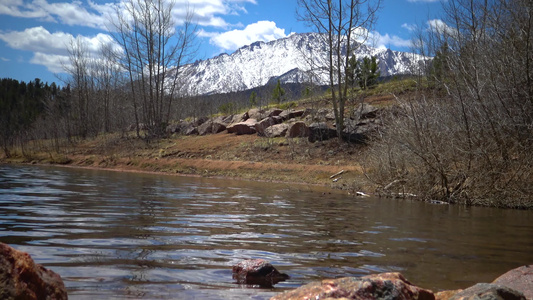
0,242,68,300
266,264,533,300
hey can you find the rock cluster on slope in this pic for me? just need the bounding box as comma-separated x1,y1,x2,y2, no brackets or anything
166,103,382,143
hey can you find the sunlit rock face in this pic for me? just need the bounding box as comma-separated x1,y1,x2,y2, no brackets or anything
270,272,435,300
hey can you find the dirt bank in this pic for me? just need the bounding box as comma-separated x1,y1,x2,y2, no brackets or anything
2,131,371,194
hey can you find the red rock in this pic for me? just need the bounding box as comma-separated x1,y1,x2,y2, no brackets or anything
0,242,67,300
270,272,434,300
227,119,257,135
286,121,309,138
232,259,289,287
492,265,533,300
255,117,277,136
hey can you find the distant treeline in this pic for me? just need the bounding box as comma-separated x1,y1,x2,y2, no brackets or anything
0,75,326,158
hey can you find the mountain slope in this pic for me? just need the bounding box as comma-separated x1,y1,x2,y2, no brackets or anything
177,32,427,96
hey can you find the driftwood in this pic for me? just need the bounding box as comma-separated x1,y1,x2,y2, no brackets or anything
330,170,345,179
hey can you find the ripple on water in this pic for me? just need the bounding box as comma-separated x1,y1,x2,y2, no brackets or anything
1,165,533,298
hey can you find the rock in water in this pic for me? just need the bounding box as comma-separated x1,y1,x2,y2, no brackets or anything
232,259,289,287
0,242,67,300
270,272,434,300
492,265,533,300
449,283,526,300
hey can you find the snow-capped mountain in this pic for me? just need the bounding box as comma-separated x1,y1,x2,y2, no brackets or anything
177,32,427,96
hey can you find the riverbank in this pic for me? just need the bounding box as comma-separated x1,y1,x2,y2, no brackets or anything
1,131,371,195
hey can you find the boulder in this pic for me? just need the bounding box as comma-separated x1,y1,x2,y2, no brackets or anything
449,283,526,300
227,118,257,135
213,115,233,126
255,117,277,136
353,103,380,120
0,243,67,300
229,112,249,124
315,108,334,121
182,123,198,135
166,123,181,134
266,108,283,117
301,108,315,117
280,109,305,121
248,108,267,120
492,265,533,300
308,122,337,142
286,121,310,138
342,118,379,143
193,116,209,127
232,259,289,287
198,120,227,135
271,272,434,300
325,110,336,121
265,123,289,138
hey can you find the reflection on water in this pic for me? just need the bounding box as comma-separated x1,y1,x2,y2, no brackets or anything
0,164,532,299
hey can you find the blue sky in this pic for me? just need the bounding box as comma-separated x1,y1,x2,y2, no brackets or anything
0,0,444,86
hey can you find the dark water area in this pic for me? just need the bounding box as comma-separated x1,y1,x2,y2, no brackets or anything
0,164,532,299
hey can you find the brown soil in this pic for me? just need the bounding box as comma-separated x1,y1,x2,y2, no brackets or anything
5,131,371,194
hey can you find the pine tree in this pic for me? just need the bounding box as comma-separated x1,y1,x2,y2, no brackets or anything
346,55,359,88
359,56,380,90
249,91,257,108
271,79,285,104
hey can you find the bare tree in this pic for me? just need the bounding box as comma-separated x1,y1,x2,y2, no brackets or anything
65,37,93,138
297,0,381,139
364,0,533,207
110,0,197,138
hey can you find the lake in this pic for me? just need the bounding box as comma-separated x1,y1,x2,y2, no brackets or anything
0,164,532,299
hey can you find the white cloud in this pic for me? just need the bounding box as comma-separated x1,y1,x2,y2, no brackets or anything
353,27,412,49
0,26,118,73
0,0,256,30
402,23,416,32
0,26,71,56
0,57,10,62
30,52,67,73
427,19,456,36
207,20,288,52
0,0,111,29
371,32,412,49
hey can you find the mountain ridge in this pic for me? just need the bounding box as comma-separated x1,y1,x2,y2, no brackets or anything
176,32,427,96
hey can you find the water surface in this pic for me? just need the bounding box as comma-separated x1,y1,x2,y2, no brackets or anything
1,164,532,299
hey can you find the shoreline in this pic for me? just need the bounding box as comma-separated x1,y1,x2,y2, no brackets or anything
1,154,365,196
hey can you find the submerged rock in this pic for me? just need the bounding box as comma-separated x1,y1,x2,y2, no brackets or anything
0,242,67,300
232,259,289,287
270,272,434,300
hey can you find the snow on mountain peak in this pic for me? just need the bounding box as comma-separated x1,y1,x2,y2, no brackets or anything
177,32,427,96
